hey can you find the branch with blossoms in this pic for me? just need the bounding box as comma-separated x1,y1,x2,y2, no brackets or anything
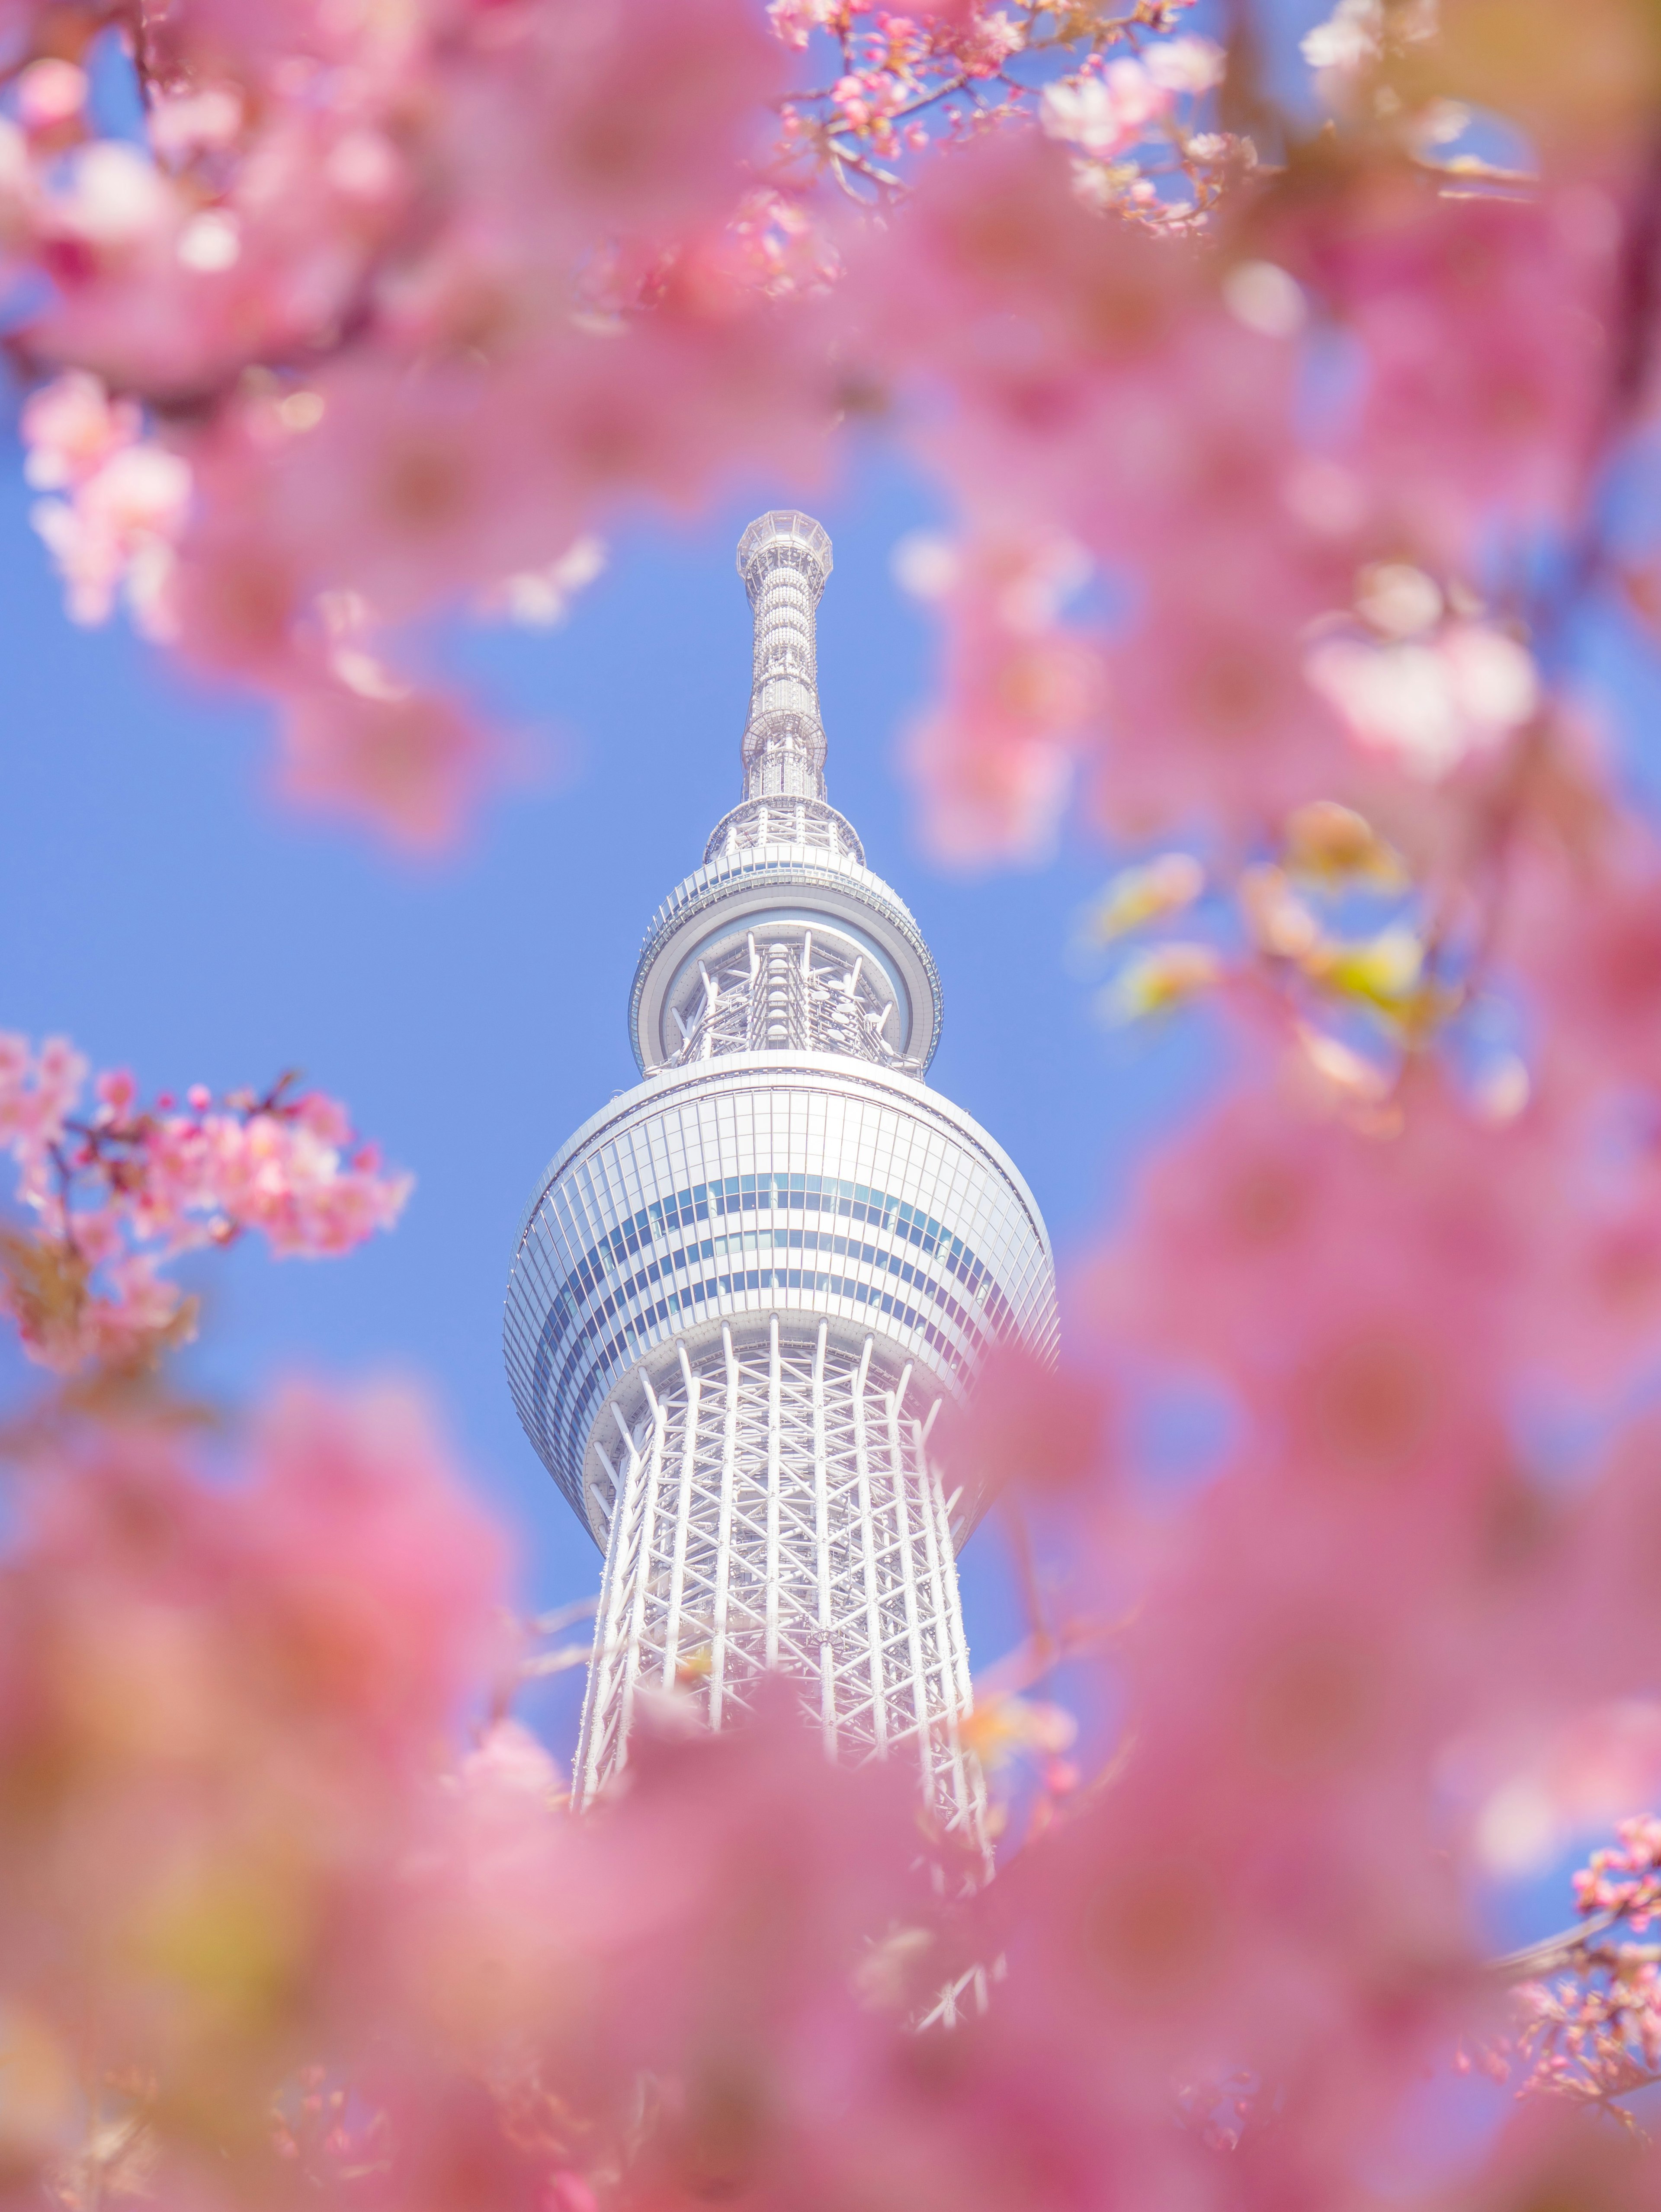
22,0,1661,2202
0,0,782,842
1465,1822,1661,2121
0,1033,410,1376
0,0,1263,848
767,0,1246,224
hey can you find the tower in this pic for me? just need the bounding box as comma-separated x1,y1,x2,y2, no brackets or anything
504,513,1058,1847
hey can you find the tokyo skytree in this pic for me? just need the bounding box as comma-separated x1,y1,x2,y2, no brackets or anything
503,511,1058,1851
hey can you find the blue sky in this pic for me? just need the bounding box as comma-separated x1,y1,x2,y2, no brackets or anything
0,427,1213,1753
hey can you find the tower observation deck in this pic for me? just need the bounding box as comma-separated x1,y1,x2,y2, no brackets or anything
504,513,1059,1844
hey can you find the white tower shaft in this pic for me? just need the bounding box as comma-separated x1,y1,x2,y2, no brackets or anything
738,509,831,803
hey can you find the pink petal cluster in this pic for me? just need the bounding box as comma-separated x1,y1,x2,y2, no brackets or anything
10,1376,1661,2207
0,0,1250,847
0,0,1638,872
1573,1815,1661,1925
0,1036,410,1370
12,3,1661,2203
0,1383,509,2141
23,371,190,632
0,0,804,842
893,524,1100,862
1040,40,1222,168
773,1,1226,211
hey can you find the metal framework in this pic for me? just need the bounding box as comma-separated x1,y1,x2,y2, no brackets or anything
576,1319,980,1827
661,923,922,1073
737,509,832,803
505,512,1058,1874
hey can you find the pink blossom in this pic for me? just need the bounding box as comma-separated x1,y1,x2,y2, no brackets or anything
32,435,190,631
1305,619,1541,782
1442,2100,1661,2205
240,1382,509,1747
20,371,138,490
1503,836,1661,1100
1094,584,1348,841
896,523,1100,862
935,1340,1110,1501
0,1382,507,2113
767,0,841,50
1040,61,1172,161
276,671,503,855
1279,178,1616,553
0,1040,410,1372
1144,36,1225,94
15,56,88,137
1468,1704,1661,1878
148,84,247,163
1571,1815,1661,1925
951,8,1026,77
0,1030,87,1157
1082,1055,1555,1450
850,133,1367,840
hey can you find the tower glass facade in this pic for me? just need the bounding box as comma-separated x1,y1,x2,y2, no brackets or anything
504,514,1059,1848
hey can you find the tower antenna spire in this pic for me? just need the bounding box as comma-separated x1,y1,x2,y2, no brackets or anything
736,510,834,804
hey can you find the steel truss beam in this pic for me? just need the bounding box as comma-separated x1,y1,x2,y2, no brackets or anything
574,1321,988,1857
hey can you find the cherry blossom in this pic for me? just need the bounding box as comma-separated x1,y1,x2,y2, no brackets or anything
0,1381,508,2189
893,522,1099,862
1305,619,1542,785
12,0,1661,2196
0,1036,410,1371
22,372,189,632
1040,60,1179,164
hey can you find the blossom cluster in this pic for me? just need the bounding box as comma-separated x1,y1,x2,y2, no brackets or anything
0,0,1255,843
9,0,1661,2204
5,1367,1661,2212
1456,1820,1661,2108
0,1035,410,1370
0,0,1643,865
1575,1818,1661,1927
1,0,804,841
769,0,1238,223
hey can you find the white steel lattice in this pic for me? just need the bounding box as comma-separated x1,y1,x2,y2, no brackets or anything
664,925,922,1074
702,795,864,866
576,1317,985,1844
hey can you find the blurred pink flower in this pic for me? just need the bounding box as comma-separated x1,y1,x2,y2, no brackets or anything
0,1036,410,1371
0,1381,506,2110
276,672,503,855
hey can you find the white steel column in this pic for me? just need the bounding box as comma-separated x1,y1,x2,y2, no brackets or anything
577,1426,645,1804
661,1341,700,1687
617,1379,668,1756
885,1365,933,1789
572,1444,623,1804
933,1463,976,1717
709,1322,740,1728
850,1335,888,1754
811,1319,836,1751
765,1314,782,1668
913,1399,973,1824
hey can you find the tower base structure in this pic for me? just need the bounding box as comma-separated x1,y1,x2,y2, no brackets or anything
579,1312,978,1824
